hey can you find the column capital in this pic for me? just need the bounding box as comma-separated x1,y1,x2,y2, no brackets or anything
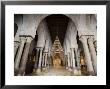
36,47,42,50
70,48,74,50
88,36,94,42
93,40,97,44
20,37,26,41
26,37,33,43
79,35,87,43
14,41,20,45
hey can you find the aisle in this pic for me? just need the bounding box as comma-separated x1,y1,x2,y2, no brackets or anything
33,67,74,76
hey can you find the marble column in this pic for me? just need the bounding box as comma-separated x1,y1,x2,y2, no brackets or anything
70,48,75,69
88,37,97,75
94,41,97,54
80,36,94,75
14,37,26,75
44,53,48,69
42,53,45,68
75,49,81,75
14,41,20,59
18,37,32,75
65,55,68,69
67,52,71,71
42,53,46,71
47,53,50,69
75,49,80,69
33,48,39,73
36,48,43,73
70,50,73,68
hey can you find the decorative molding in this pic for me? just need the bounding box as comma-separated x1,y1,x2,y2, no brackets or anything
19,35,33,39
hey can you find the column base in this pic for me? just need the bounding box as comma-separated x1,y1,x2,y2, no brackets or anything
14,68,19,76
73,69,78,75
66,67,68,70
36,68,41,74
32,69,36,74
17,74,22,76
87,71,95,76
78,70,81,76
68,68,72,71
42,67,47,71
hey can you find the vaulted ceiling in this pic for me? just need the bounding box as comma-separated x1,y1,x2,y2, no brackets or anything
46,14,69,45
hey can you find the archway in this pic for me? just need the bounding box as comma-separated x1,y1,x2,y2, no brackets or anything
25,14,78,75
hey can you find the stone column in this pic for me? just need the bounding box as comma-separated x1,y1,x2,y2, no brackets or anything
75,49,80,69
36,47,43,73
65,55,68,69
80,36,94,75
14,41,20,59
74,49,81,75
94,41,97,54
47,53,50,69
44,53,48,69
88,37,97,75
18,37,32,75
67,52,71,71
42,53,46,71
14,37,26,75
70,50,73,69
42,53,45,69
33,48,39,73
70,48,75,69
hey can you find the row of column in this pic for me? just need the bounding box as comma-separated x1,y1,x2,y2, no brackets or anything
33,48,50,74
79,36,97,75
64,36,97,75
65,48,81,75
14,36,32,76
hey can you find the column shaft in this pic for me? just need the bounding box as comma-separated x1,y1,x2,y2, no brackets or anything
42,53,45,68
14,37,26,74
80,36,94,75
36,48,43,73
35,49,39,68
70,48,75,69
65,55,68,69
94,41,97,54
67,52,71,68
44,53,48,67
33,48,39,73
14,41,20,59
18,37,32,75
76,50,80,69
88,37,97,74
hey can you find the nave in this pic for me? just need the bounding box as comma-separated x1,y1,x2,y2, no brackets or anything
14,14,97,76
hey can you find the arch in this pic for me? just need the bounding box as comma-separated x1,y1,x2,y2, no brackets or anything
33,14,78,38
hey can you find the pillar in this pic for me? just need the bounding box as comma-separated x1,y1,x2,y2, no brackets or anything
65,55,68,69
74,48,81,75
44,53,48,69
94,41,97,54
67,52,71,71
70,48,75,69
47,53,50,69
80,36,94,75
42,52,47,71
36,47,43,73
75,49,80,69
33,48,39,73
88,37,97,75
18,37,32,75
70,50,73,69
14,37,26,75
42,53,45,69
14,41,20,59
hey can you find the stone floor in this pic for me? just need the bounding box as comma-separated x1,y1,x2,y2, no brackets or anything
31,67,81,76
